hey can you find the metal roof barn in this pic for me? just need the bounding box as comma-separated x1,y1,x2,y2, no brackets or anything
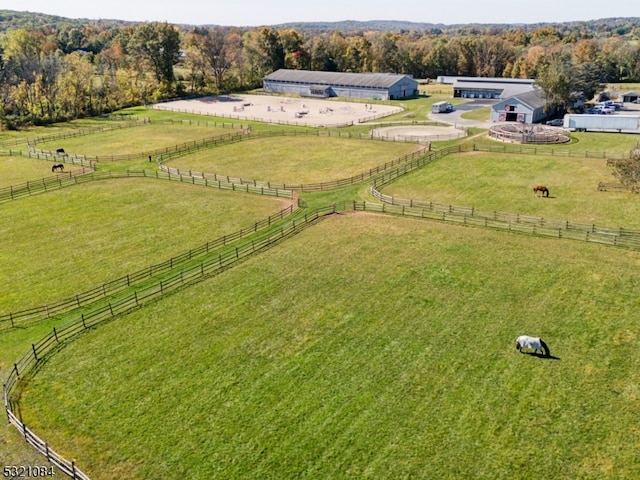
490,89,548,124
263,69,419,100
453,77,535,100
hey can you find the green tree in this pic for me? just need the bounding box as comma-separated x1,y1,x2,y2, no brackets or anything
128,22,181,89
262,27,285,71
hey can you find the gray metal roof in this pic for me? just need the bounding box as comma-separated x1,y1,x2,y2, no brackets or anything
493,89,546,112
454,78,535,98
453,77,535,86
263,69,416,89
510,89,547,110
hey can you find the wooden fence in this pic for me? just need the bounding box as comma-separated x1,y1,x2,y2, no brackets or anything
153,103,358,128
3,138,638,478
3,204,341,480
5,194,640,477
464,142,629,159
159,136,431,192
0,168,293,206
598,182,631,192
26,128,251,163
0,115,149,150
0,201,298,331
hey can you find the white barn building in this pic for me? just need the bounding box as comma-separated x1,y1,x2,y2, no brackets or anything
490,89,549,124
263,69,419,101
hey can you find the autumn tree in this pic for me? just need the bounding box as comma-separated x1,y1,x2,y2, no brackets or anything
59,52,96,116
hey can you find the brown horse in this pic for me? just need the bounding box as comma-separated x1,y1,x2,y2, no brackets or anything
533,185,549,197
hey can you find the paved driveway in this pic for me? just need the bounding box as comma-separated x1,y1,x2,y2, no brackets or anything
428,99,498,129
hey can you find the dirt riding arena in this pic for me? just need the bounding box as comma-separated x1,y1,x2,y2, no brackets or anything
153,94,403,128
371,125,467,143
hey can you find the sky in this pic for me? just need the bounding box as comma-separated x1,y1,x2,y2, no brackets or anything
6,0,640,27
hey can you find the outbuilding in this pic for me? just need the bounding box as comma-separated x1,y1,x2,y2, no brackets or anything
453,77,536,100
262,69,419,101
490,89,549,124
622,91,640,103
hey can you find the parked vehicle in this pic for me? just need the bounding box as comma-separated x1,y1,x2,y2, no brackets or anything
593,105,614,114
432,101,453,113
601,100,623,110
545,118,564,126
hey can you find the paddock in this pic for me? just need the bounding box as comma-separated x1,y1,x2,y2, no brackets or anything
371,125,466,143
153,94,403,128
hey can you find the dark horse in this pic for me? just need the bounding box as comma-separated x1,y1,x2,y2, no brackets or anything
51,163,65,172
533,185,549,197
56,148,66,155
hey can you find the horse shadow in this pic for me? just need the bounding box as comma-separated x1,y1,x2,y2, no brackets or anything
522,352,561,360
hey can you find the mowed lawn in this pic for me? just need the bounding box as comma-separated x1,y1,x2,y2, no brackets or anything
20,213,640,480
0,178,291,313
165,136,421,184
35,122,239,157
380,151,640,228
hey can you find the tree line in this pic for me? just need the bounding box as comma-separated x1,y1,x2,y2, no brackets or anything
1,13,640,128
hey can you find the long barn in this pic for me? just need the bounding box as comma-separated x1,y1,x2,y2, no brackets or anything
263,69,419,101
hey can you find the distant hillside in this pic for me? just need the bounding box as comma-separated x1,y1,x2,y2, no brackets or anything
274,17,640,33
1,9,639,35
0,10,137,33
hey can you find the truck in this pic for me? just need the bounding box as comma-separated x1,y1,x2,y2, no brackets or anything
563,114,640,132
432,101,453,113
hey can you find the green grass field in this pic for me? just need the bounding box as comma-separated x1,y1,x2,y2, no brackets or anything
2,100,640,479
165,136,421,184
0,155,86,188
35,122,237,157
379,151,640,227
0,178,291,314
19,214,640,479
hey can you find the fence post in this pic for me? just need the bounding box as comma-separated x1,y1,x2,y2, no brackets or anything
32,344,38,362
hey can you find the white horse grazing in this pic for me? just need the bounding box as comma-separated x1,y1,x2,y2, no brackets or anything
516,335,550,357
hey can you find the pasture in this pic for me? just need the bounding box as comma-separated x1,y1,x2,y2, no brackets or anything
164,136,421,184
379,151,640,228
18,214,640,479
3,103,640,478
35,122,239,158
0,178,291,314
0,155,85,188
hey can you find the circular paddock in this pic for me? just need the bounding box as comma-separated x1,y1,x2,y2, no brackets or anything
371,125,466,143
489,123,570,144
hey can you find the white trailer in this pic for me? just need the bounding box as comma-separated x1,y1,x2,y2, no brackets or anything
432,101,453,113
563,114,640,132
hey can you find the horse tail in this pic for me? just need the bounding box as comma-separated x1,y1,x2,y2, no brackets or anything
539,339,550,357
